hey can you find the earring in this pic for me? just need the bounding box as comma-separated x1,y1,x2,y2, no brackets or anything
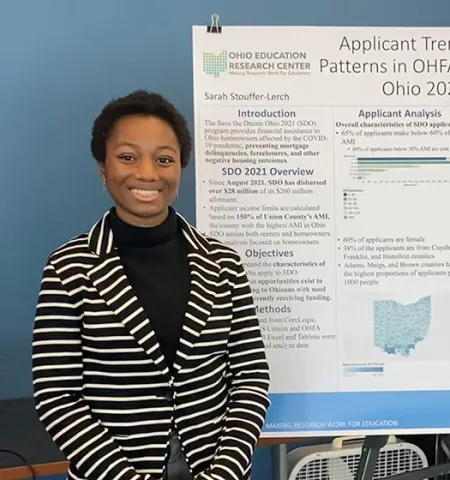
102,177,106,190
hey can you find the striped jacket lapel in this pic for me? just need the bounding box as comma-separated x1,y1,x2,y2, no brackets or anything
173,215,221,373
86,211,171,378
85,210,220,377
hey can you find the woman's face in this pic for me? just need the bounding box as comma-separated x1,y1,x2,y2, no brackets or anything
101,114,181,227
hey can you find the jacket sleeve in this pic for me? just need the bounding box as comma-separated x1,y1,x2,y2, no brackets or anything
196,257,271,480
32,260,152,480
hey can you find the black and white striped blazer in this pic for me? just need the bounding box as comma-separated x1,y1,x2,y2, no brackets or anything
32,210,271,480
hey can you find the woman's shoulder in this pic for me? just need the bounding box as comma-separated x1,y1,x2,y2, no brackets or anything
188,224,245,268
46,230,92,264
46,211,113,265
176,211,242,260
202,233,241,258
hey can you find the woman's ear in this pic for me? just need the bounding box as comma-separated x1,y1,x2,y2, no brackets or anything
98,162,106,178
99,164,106,190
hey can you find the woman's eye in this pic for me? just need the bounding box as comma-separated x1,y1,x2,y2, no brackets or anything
158,157,173,164
119,155,135,162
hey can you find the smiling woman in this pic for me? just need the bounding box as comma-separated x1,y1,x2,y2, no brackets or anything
103,115,180,209
31,90,271,480
92,91,191,227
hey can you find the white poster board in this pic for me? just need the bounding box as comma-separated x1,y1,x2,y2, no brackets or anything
192,24,450,437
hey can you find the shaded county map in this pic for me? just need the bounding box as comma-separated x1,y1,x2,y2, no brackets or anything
373,295,431,357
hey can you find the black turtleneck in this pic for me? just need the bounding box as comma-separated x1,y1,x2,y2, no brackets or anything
109,207,190,372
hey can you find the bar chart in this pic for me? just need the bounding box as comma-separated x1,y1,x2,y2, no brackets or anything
350,156,450,184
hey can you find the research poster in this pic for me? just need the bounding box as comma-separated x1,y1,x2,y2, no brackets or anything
192,25,450,436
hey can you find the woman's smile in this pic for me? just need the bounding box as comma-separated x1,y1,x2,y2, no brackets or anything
129,188,160,202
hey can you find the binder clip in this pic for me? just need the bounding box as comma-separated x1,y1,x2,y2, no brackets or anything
207,13,222,33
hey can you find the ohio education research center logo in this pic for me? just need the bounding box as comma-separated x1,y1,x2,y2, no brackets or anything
202,50,310,78
203,51,228,77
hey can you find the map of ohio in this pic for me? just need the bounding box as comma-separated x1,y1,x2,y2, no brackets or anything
373,295,431,357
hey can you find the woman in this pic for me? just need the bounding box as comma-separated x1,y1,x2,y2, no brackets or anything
32,90,271,480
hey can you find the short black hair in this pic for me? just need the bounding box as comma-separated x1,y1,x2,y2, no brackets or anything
90,90,192,167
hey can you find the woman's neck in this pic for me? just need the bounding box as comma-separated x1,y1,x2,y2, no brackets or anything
109,206,179,248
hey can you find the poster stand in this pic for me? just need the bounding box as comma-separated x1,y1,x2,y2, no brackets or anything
355,434,450,480
201,14,450,480
354,435,389,480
